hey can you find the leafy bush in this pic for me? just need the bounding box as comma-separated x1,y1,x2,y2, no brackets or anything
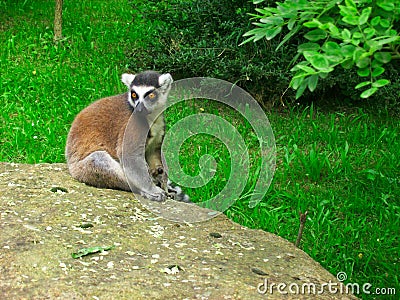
127,0,399,107
128,0,297,102
243,0,400,99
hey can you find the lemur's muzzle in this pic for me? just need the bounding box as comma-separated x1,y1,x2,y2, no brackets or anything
133,101,148,114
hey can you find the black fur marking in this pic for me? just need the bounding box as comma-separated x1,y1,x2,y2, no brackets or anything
144,90,157,100
131,71,161,88
125,97,135,112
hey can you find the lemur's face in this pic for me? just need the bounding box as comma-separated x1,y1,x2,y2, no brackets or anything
129,85,161,114
122,71,173,114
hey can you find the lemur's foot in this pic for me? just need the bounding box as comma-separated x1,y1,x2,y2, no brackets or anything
151,166,190,203
140,186,167,202
167,180,191,203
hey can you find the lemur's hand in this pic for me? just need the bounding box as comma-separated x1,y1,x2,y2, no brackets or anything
151,166,168,191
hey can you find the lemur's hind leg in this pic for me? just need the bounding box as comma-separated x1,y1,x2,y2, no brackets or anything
68,151,130,191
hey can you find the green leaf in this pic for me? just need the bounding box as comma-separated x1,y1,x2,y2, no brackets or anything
357,68,370,77
371,16,381,27
295,64,316,74
371,66,385,77
254,7,273,15
371,59,382,69
341,59,354,69
353,47,365,61
359,7,371,25
319,72,329,79
342,29,351,41
288,17,297,30
345,0,356,8
322,41,341,54
342,15,359,25
388,29,398,37
303,19,322,28
240,36,256,45
263,27,282,40
71,245,115,259
377,2,395,12
304,29,327,41
326,55,343,64
326,23,340,37
365,169,378,181
341,45,356,58
308,74,319,92
375,36,399,46
242,27,263,37
298,43,320,53
351,39,361,46
380,19,390,28
339,5,358,17
372,79,390,87
303,51,330,70
275,24,302,50
360,87,378,98
260,16,284,26
291,75,304,90
374,52,392,63
365,40,381,52
252,35,264,42
245,26,281,42
355,81,371,89
352,32,363,39
356,57,370,68
363,28,376,39
295,78,308,99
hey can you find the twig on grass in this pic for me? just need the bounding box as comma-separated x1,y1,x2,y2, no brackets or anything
295,211,308,248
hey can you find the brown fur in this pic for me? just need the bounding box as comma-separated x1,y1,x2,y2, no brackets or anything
66,94,130,163
66,93,166,201
65,71,190,202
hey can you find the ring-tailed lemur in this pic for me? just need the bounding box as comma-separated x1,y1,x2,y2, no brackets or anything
65,71,189,202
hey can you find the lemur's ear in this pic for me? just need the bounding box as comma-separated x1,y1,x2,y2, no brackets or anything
159,73,173,87
121,73,136,88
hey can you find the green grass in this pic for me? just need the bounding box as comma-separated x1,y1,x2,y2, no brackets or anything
250,106,399,292
167,100,399,298
0,0,132,162
1,0,399,299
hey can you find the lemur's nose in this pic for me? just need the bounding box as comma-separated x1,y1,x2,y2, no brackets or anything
134,101,146,114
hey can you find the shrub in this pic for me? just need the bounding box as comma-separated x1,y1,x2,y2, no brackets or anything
243,0,400,100
128,0,297,103
127,0,400,107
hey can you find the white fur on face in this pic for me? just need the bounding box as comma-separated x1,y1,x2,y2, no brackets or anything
129,86,155,109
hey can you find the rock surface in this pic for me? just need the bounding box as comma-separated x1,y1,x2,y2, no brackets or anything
0,163,356,299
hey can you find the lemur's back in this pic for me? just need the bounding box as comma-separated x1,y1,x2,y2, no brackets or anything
66,94,132,163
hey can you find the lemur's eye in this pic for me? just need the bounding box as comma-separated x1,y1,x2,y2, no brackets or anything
148,93,156,99
131,92,137,99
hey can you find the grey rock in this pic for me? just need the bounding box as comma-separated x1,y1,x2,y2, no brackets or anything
0,163,357,299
